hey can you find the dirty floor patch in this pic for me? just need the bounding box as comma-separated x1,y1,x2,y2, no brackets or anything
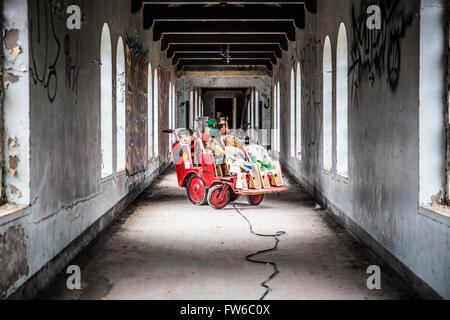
37,170,415,300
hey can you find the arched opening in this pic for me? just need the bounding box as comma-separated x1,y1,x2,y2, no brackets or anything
323,36,333,171
277,81,281,152
336,23,349,177
290,68,295,158
252,89,255,128
100,23,113,177
153,68,159,156
172,83,176,137
169,82,173,146
273,84,277,151
189,90,194,128
248,92,252,128
116,37,126,172
194,89,198,119
255,91,260,129
148,63,153,159
296,63,302,160
199,93,203,118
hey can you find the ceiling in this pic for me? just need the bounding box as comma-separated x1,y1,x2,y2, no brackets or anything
131,0,317,74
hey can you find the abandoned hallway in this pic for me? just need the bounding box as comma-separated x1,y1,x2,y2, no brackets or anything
0,0,449,301
37,170,414,300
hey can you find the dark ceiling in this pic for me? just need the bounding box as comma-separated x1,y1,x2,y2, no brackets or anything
131,1,317,73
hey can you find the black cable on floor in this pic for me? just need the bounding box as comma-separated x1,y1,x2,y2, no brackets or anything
233,204,286,300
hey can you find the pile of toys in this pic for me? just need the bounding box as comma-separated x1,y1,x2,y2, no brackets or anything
165,117,287,209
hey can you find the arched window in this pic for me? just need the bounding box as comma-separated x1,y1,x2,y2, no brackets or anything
189,90,194,128
248,93,252,128
199,91,202,118
100,23,113,177
169,82,173,146
277,81,281,152
172,83,176,132
194,89,198,119
255,91,260,129
323,36,333,171
198,90,200,119
273,84,277,151
273,82,281,152
198,94,201,119
197,90,200,118
148,64,153,159
296,63,302,160
252,89,255,128
290,68,295,158
116,37,126,172
337,23,349,177
153,68,159,156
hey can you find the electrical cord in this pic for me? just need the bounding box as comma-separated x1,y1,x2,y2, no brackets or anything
233,204,286,300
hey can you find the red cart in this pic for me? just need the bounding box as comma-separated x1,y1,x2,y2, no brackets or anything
164,120,287,210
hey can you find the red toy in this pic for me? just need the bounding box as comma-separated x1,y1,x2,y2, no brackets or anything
164,119,288,210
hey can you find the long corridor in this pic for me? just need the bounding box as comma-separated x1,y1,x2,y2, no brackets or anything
37,169,414,300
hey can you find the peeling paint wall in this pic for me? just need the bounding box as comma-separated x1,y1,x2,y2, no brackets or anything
276,0,449,298
0,226,29,299
2,0,30,206
0,0,175,298
0,0,3,203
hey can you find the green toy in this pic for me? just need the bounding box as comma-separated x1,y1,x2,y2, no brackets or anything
257,160,275,170
207,118,218,128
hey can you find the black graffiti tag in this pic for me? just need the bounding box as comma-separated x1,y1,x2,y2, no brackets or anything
64,34,81,95
29,0,61,103
349,0,413,95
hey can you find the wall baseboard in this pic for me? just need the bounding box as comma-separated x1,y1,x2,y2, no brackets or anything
7,164,172,300
281,161,443,300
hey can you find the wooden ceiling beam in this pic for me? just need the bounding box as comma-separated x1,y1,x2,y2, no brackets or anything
161,33,288,51
153,21,296,41
143,4,305,29
177,59,273,71
172,52,277,64
167,44,283,59
139,1,317,14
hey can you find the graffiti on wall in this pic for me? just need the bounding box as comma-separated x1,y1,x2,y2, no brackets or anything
349,0,414,95
125,34,149,176
158,69,171,157
299,37,323,161
29,0,61,103
29,0,82,102
64,34,81,95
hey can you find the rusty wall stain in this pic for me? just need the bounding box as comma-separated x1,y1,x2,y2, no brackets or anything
8,185,22,199
8,138,17,148
0,227,29,298
4,29,19,50
9,155,19,176
3,72,19,88
4,29,21,61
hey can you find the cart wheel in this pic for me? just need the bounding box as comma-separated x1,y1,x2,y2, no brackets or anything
186,175,207,205
247,194,265,206
208,185,231,210
230,193,241,202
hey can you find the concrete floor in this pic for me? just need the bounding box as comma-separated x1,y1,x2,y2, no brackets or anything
37,169,415,300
